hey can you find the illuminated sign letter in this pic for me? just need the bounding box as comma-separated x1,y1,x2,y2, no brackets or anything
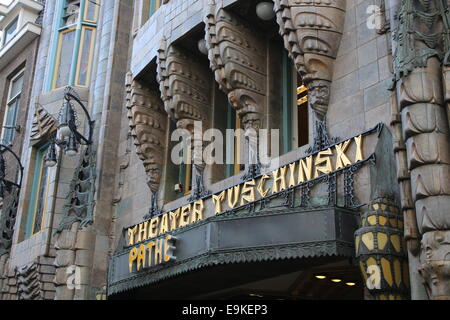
272,167,287,194
149,217,160,238
159,214,170,235
191,200,204,224
128,226,138,246
213,191,226,215
257,175,270,198
354,135,364,162
129,247,138,273
179,205,191,228
241,180,256,205
335,140,352,169
137,244,146,271
298,156,313,184
228,185,241,209
315,148,333,178
137,222,148,243
170,209,180,231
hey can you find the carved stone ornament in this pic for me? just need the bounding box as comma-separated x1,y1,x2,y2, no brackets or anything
205,1,268,178
126,74,166,196
0,188,19,255
273,0,346,120
157,38,212,200
30,103,57,144
393,0,450,300
56,146,97,232
205,1,266,125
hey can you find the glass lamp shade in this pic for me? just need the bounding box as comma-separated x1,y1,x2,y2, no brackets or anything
256,2,275,21
45,159,57,168
58,125,72,139
58,101,75,138
197,39,208,55
65,133,78,157
45,143,58,167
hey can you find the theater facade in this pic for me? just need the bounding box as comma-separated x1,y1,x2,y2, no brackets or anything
0,0,449,300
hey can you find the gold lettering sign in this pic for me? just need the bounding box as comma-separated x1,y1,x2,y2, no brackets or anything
128,237,177,273
126,133,371,253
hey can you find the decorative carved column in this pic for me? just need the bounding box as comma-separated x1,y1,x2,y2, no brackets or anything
392,0,450,300
273,0,346,111
205,1,267,179
126,73,167,218
157,39,212,199
273,0,346,150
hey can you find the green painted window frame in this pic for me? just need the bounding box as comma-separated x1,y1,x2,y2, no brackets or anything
149,0,162,18
25,144,51,240
46,0,99,92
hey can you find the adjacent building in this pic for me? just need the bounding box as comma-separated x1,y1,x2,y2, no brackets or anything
0,0,449,300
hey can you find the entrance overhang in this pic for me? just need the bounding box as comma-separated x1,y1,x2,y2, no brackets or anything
108,207,357,298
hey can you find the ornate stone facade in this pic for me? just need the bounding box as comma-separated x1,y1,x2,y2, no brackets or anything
392,0,450,300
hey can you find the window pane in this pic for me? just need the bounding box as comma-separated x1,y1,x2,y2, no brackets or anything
32,152,49,235
9,73,23,100
84,0,98,22
297,74,309,148
63,0,81,27
76,28,94,86
54,30,76,89
2,98,19,144
4,17,18,44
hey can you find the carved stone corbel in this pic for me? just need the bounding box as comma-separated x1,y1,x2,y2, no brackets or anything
30,103,57,144
205,1,267,178
157,39,212,199
273,0,346,121
393,0,450,300
126,73,167,218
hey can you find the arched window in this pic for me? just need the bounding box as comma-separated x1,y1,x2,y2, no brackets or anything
49,0,99,91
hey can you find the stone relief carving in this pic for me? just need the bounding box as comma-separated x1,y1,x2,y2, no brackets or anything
392,0,450,300
157,38,212,199
0,189,19,255
273,0,346,120
56,146,97,232
205,1,267,178
30,103,57,144
126,73,167,217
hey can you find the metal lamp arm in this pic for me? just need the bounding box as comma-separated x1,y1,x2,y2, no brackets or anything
64,92,95,144
0,144,24,188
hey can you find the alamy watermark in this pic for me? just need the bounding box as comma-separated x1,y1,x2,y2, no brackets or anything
367,5,384,30
170,121,280,167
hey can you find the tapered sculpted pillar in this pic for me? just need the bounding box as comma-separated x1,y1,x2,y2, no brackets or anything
392,0,450,300
126,73,167,218
273,0,346,150
205,1,268,178
157,39,213,199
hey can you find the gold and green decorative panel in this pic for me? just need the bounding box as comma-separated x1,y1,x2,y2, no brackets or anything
355,197,410,300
